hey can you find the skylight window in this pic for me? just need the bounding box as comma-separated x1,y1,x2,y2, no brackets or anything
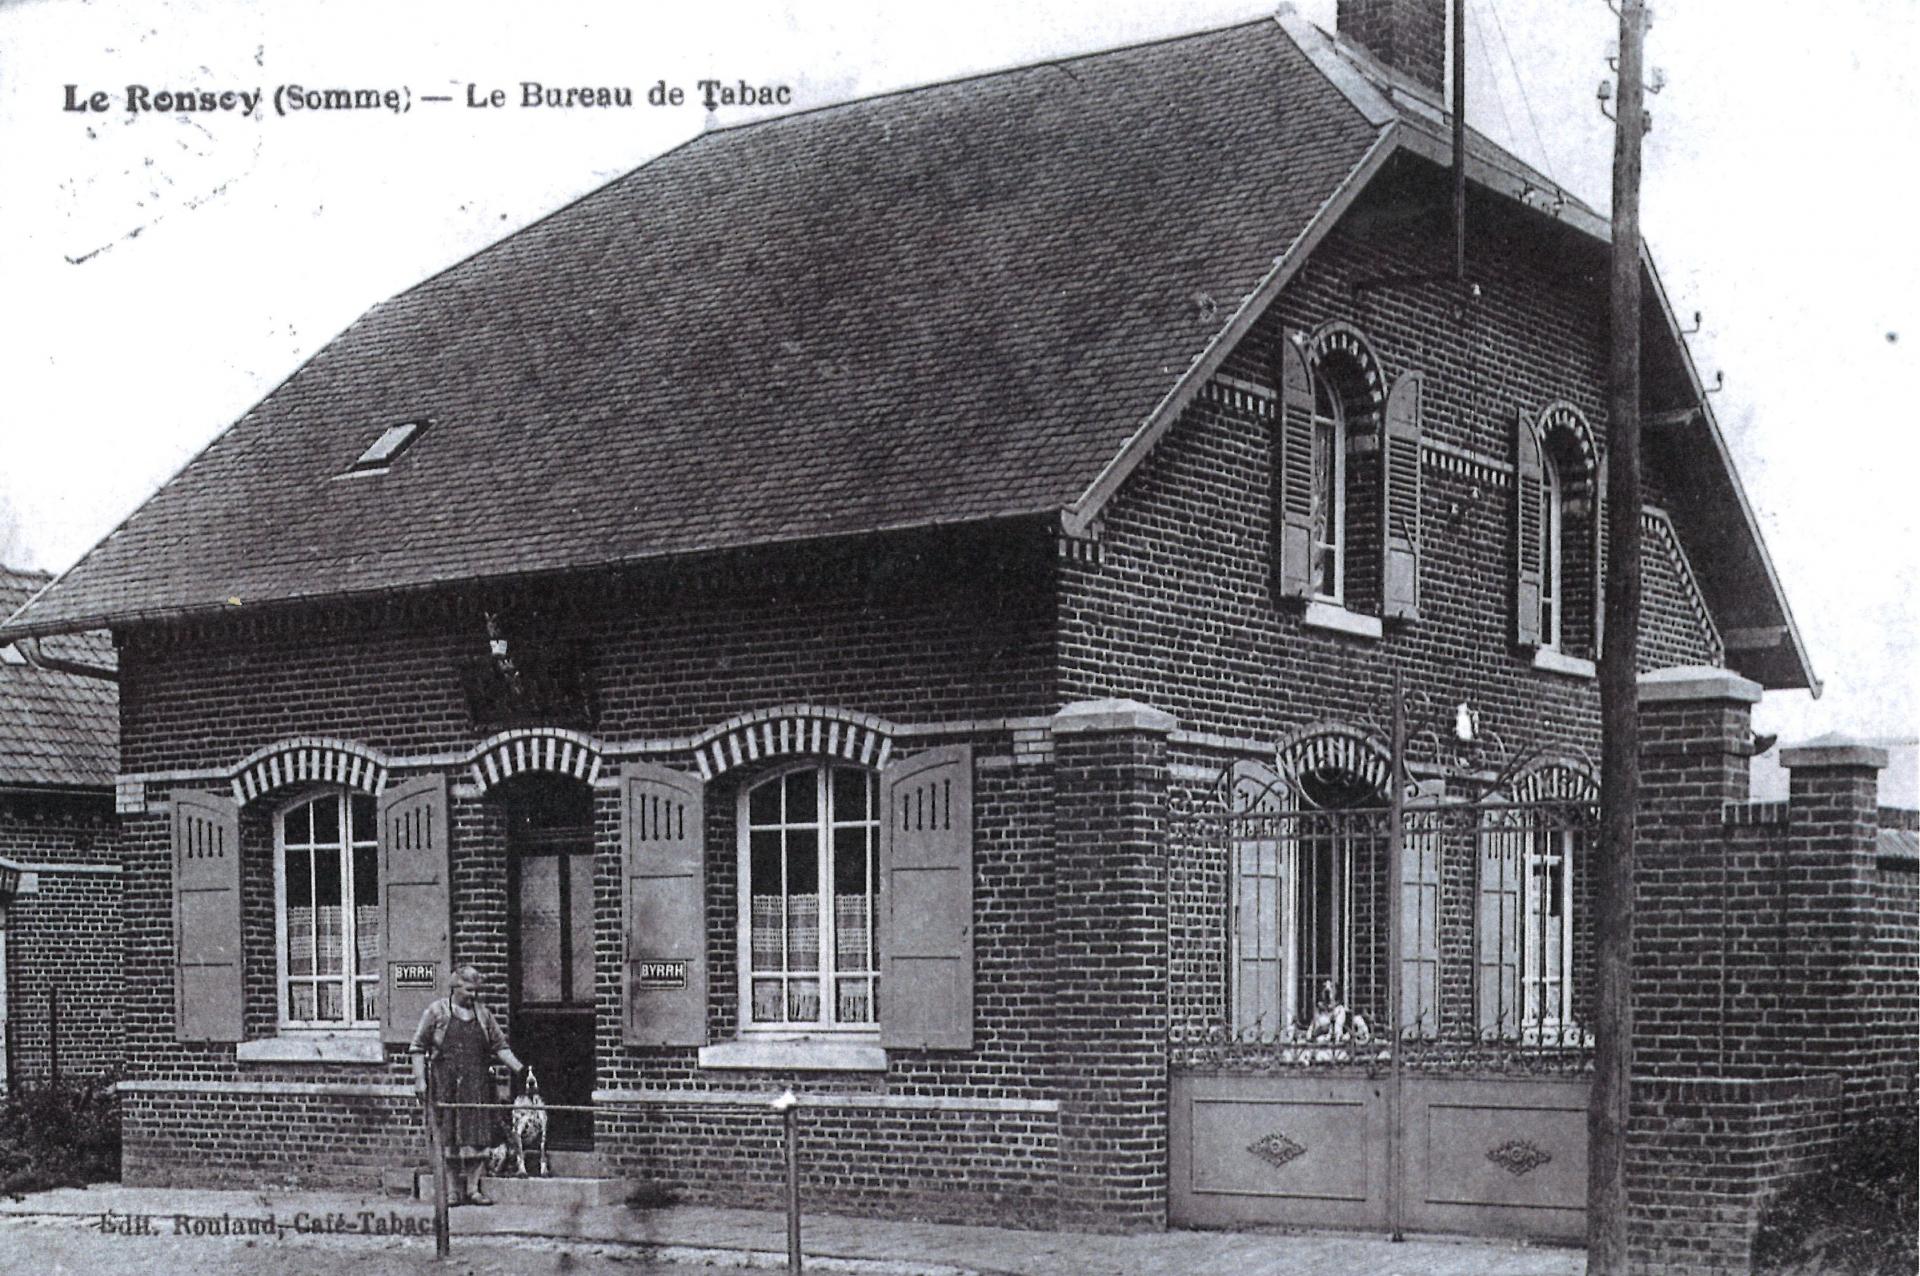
351,420,427,472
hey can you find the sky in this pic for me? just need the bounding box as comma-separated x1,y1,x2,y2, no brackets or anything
1,0,1915,777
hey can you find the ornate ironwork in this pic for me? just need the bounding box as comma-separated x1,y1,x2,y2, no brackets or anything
1485,1139,1553,1176
1248,1131,1308,1169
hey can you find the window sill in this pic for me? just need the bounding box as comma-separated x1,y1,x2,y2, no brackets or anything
698,1038,888,1072
1532,648,1597,679
236,1033,386,1064
1302,601,1383,640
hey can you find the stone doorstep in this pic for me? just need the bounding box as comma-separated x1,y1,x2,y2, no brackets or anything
406,1169,628,1208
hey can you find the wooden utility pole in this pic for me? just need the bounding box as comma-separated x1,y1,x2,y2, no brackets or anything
1589,1,1649,1271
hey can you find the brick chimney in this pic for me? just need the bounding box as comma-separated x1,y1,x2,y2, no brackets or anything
1337,0,1448,97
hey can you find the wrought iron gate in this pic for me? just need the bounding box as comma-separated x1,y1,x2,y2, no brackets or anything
1166,689,1597,1241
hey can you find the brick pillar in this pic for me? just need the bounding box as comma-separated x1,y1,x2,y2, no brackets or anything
1627,667,1858,1275
1634,664,1760,1071
1779,735,1889,1120
1051,698,1174,1232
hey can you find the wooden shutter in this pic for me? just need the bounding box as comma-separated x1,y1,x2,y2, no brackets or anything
172,790,242,1043
1231,760,1286,1033
1476,817,1523,1040
1514,413,1546,647
1591,455,1610,654
879,745,973,1050
381,775,451,1044
1381,371,1424,620
1399,782,1443,1039
1274,335,1317,601
622,763,707,1047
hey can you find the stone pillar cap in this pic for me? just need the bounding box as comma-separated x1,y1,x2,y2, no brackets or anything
1779,733,1889,771
1637,665,1762,705
1051,698,1178,736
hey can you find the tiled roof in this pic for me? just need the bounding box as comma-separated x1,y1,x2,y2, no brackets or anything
0,567,118,789
0,18,1382,634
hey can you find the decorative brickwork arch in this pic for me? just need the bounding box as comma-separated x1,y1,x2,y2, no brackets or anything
464,727,607,793
229,737,391,806
1306,320,1389,417
690,705,896,781
1272,721,1392,802
1508,757,1599,803
1534,401,1599,475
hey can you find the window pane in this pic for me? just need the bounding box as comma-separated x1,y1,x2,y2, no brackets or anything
833,826,869,897
350,793,376,844
836,976,873,1025
312,794,340,846
834,892,872,973
784,769,817,824
289,983,316,1021
751,978,784,1023
750,831,782,895
787,978,820,1023
288,904,315,976
356,981,380,1023
752,894,784,973
317,906,344,975
749,778,780,826
286,847,313,908
284,803,311,847
519,856,562,1003
353,843,379,908
787,892,820,972
832,768,869,823
318,982,345,1023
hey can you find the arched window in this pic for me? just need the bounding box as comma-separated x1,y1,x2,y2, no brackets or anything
1516,403,1602,660
739,763,880,1031
1310,376,1348,602
276,790,380,1028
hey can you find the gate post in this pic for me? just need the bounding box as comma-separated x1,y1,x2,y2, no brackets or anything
1052,698,1176,1232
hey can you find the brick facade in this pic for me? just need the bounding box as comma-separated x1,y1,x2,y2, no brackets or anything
0,790,122,1087
103,170,1742,1228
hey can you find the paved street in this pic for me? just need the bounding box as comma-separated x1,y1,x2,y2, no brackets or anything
0,1183,1586,1276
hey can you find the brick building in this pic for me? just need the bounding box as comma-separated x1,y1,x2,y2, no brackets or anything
6,5,1895,1262
0,566,122,1090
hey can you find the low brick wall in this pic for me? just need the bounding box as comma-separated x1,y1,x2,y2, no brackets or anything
1627,1074,1842,1276
121,1085,425,1189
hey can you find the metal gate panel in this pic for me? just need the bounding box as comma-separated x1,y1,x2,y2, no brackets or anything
1169,1072,1388,1230
1402,1075,1589,1240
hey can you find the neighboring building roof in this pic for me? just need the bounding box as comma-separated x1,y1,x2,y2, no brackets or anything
0,567,118,790
0,15,1815,693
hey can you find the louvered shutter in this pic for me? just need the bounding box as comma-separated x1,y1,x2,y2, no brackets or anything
1381,371,1424,620
622,763,707,1047
380,775,451,1044
1591,455,1610,654
1231,760,1286,1033
1274,335,1317,601
172,790,243,1043
1399,781,1444,1039
879,745,973,1050
1476,817,1523,1040
1514,413,1547,647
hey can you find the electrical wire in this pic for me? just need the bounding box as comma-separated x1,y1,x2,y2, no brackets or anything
1467,1,1519,160
1481,0,1563,185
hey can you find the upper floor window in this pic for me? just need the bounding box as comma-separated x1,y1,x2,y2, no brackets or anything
1310,376,1347,602
1516,403,1602,660
276,791,380,1028
740,764,880,1032
1276,326,1422,622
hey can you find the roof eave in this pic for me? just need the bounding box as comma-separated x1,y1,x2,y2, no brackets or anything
1640,244,1821,696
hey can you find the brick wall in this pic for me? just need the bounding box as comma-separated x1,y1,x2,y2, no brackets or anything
0,790,122,1085
1630,673,1919,1275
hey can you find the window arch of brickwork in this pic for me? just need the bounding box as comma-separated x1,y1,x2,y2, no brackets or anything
1517,402,1605,658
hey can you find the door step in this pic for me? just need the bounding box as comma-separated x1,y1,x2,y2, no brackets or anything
405,1162,626,1207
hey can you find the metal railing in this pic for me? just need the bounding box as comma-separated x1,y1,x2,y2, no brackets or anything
418,1064,806,1270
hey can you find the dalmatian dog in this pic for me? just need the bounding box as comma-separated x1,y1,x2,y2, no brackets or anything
486,1066,549,1177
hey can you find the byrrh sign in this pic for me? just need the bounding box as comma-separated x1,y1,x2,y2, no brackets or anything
391,962,437,989
632,960,687,990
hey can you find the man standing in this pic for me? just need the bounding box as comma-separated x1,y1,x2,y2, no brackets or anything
411,964,525,1206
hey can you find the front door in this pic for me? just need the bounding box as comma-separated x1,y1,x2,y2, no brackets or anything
506,778,596,1148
